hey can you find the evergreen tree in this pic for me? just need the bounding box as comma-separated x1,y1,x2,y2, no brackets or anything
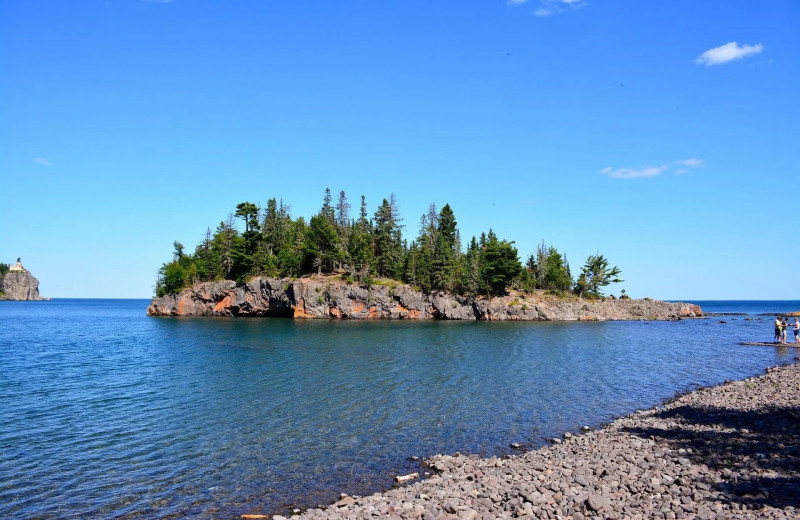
231,202,261,279
542,247,572,293
194,227,221,281
347,195,373,279
306,213,340,274
535,240,549,289
480,230,522,295
459,236,482,295
334,190,351,269
321,188,335,225
279,217,306,276
213,216,238,279
431,203,458,291
576,254,623,298
562,253,573,292
372,198,403,278
335,190,351,230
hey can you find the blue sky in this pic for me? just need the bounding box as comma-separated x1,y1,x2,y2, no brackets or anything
1,0,798,299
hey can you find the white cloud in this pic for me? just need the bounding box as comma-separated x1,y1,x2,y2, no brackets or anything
507,0,529,5
601,165,668,179
33,157,52,166
602,157,705,179
533,0,587,16
696,42,763,66
675,158,705,168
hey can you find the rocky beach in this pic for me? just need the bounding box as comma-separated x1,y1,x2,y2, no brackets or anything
274,361,800,520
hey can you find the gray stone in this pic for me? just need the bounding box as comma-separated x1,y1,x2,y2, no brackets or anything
1,269,45,300
586,494,610,512
147,276,703,321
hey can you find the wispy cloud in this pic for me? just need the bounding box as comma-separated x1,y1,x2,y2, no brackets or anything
33,157,52,166
601,165,668,179
533,0,587,16
507,0,529,5
675,158,705,168
674,158,705,174
602,158,706,179
696,42,763,66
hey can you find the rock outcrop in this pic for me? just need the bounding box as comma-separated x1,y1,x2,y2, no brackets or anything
0,269,45,301
147,276,702,320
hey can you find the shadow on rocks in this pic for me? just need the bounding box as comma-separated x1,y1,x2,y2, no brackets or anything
623,403,800,511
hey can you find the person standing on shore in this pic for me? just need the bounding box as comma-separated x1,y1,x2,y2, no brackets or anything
781,317,789,344
794,318,800,344
775,316,782,343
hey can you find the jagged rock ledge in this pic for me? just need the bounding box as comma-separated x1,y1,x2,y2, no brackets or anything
146,276,702,320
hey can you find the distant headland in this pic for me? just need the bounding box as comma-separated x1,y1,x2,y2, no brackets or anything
147,190,701,320
0,258,47,301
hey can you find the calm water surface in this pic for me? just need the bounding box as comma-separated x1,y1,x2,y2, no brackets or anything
1,299,798,519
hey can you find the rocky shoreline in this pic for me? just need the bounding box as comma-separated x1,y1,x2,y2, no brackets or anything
265,362,799,520
147,276,702,321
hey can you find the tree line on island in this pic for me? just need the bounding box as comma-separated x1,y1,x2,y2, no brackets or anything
156,189,622,300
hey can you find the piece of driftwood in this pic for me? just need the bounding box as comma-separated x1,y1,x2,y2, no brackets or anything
395,472,419,483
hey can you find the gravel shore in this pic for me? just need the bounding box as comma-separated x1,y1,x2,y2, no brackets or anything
283,362,800,520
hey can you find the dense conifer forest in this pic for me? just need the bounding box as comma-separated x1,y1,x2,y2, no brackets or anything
155,189,621,299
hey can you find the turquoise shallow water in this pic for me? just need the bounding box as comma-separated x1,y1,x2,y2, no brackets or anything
0,299,797,519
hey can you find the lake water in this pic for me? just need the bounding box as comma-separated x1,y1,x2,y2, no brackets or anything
1,299,798,519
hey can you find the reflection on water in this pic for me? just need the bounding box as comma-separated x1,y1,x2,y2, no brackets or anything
0,299,796,519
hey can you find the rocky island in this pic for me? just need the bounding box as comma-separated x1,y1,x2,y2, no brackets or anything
147,275,702,320
149,193,703,321
0,259,46,301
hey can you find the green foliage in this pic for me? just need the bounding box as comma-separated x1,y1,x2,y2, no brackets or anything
479,230,522,295
541,247,572,293
431,204,458,291
0,262,9,276
372,197,403,279
458,236,482,295
156,261,187,297
306,213,340,273
575,254,623,298
152,192,624,303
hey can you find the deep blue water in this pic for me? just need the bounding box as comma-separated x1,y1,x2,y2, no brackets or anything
682,300,799,315
1,299,798,519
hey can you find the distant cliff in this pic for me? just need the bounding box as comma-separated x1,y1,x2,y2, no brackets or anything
147,276,702,321
0,269,45,301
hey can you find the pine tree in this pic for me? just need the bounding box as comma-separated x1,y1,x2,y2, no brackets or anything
459,236,482,295
576,254,623,298
372,198,403,278
431,203,458,291
542,247,571,293
479,230,522,295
